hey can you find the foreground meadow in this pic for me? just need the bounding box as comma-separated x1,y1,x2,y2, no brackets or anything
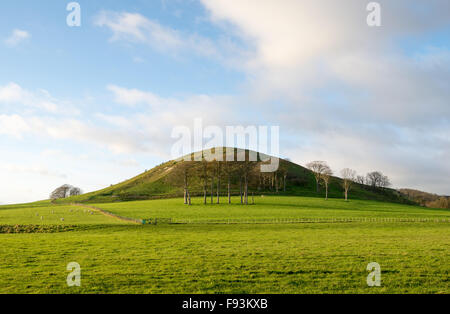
0,196,448,293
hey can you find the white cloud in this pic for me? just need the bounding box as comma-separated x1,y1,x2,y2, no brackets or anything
95,11,219,58
106,84,166,107
0,163,67,179
198,0,450,194
4,29,30,47
0,114,31,138
0,82,80,115
0,114,146,154
112,158,140,168
94,11,247,65
200,0,450,126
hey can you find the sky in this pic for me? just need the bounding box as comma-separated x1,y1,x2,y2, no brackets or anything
0,0,449,204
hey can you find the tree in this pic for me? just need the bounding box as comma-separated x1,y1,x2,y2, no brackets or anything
366,171,382,188
366,171,390,189
341,168,356,201
306,161,329,193
50,184,82,200
236,155,257,205
274,171,279,193
197,159,209,205
321,166,333,200
223,160,236,204
279,163,289,192
172,161,195,205
216,160,221,204
380,175,391,189
356,175,365,185
69,187,83,197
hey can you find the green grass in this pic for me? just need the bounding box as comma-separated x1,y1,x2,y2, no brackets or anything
0,196,448,294
0,204,127,225
93,196,449,221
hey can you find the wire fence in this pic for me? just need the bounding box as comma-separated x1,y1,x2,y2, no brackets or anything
144,217,450,225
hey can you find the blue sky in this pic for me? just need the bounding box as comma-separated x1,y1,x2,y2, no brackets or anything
1,0,449,204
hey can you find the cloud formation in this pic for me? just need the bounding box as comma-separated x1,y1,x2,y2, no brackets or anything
4,29,30,47
0,82,80,115
95,11,220,59
198,0,450,193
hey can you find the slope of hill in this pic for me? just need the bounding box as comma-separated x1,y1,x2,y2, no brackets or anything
399,189,450,209
59,148,412,205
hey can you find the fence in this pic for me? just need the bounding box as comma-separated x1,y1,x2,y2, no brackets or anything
166,217,450,225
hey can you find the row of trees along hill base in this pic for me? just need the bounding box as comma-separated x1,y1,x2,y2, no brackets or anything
168,149,289,205
168,149,392,205
306,161,391,201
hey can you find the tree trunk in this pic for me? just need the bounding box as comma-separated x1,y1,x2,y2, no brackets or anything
244,175,248,205
187,190,191,205
345,189,348,201
252,192,254,205
228,176,231,204
325,182,328,200
211,177,214,204
217,172,220,204
240,177,243,204
184,173,188,204
316,179,319,193
275,174,279,193
203,183,207,205
283,175,287,192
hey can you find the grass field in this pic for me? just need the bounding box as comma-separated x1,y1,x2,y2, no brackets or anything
0,196,449,293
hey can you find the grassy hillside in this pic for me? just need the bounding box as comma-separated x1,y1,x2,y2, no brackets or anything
399,188,450,209
58,148,412,205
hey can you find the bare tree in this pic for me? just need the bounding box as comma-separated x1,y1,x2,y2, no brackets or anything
173,161,195,205
306,161,329,193
366,171,381,187
366,171,390,189
341,168,356,201
197,159,209,205
210,165,215,204
380,175,391,189
321,166,333,200
216,160,221,204
50,184,82,200
69,187,83,197
356,175,365,185
279,164,288,192
274,171,279,193
223,160,236,204
237,158,257,205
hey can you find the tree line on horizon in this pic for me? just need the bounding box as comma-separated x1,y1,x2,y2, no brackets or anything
306,161,391,201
